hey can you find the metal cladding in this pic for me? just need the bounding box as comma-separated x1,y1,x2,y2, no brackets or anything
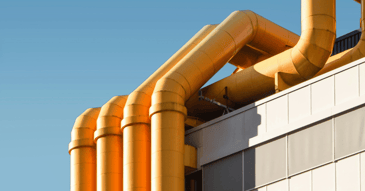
69,108,101,191
94,95,128,191
315,0,365,76
120,25,216,191
149,6,326,191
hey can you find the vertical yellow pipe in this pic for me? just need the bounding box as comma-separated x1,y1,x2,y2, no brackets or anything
150,1,335,190
315,0,365,77
69,108,101,191
121,25,217,191
149,11,258,191
94,96,128,191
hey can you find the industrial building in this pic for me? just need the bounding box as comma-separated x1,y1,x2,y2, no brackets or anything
68,0,365,190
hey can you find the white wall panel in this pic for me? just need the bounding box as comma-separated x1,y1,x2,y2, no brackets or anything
267,96,288,131
289,171,311,191
266,179,288,191
312,163,335,191
336,154,360,191
252,187,266,191
361,152,365,191
311,76,334,114
289,86,311,123
359,64,365,95
335,66,359,105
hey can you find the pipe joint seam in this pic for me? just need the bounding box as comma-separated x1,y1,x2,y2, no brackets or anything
94,126,122,141
68,139,95,154
121,115,151,130
149,102,187,119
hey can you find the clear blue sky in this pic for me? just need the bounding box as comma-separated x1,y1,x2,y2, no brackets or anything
0,0,360,190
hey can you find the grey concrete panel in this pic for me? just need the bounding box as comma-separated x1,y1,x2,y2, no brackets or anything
202,112,251,164
267,95,288,131
336,154,360,191
244,137,286,190
245,105,266,136
197,147,203,169
335,66,359,105
335,106,365,159
288,120,332,175
311,76,334,114
312,163,335,191
185,130,203,148
203,152,242,191
289,86,311,123
289,171,311,191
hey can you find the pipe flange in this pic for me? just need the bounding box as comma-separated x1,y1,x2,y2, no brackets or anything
121,115,151,131
68,139,95,154
94,126,122,141
149,102,187,119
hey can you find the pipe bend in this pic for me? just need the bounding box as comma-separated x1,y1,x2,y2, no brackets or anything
315,0,365,77
292,20,335,79
152,9,304,105
121,91,151,130
94,95,128,141
152,10,260,105
69,107,101,154
121,24,218,131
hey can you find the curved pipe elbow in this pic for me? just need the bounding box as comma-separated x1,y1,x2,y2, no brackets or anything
152,10,258,104
122,25,218,128
152,9,307,105
68,107,101,154
252,0,336,85
94,95,128,141
316,0,365,77
291,14,336,80
121,91,151,130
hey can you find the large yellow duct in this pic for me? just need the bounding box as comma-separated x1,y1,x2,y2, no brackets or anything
94,96,128,191
120,24,217,191
150,1,335,189
315,0,365,77
186,1,336,117
69,108,101,191
230,45,273,71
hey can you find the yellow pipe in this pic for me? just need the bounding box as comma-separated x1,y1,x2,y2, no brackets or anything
69,108,101,191
94,95,128,191
186,0,336,114
121,24,217,191
230,45,271,70
315,0,365,77
150,4,331,190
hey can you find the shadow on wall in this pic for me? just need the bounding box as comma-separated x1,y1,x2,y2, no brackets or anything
185,104,262,191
